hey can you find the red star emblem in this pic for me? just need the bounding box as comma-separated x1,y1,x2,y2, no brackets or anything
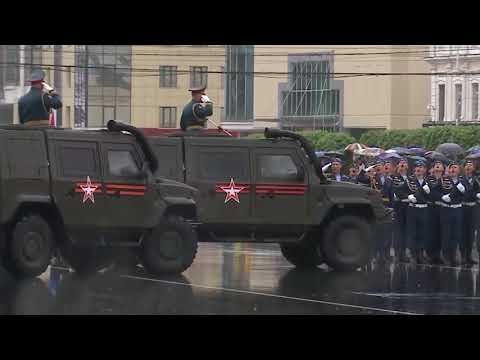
220,178,245,204
79,176,99,204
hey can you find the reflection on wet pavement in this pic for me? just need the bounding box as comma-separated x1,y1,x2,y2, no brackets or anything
2,242,480,314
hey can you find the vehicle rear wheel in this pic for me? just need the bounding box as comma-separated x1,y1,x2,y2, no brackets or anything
279,237,323,268
5,215,54,278
321,215,372,271
140,215,198,275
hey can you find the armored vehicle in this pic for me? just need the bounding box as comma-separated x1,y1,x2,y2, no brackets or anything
147,127,392,271
0,121,198,278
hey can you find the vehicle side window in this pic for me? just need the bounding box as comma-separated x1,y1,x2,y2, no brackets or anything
58,144,99,178
108,150,141,178
257,154,302,183
7,138,46,178
196,149,249,182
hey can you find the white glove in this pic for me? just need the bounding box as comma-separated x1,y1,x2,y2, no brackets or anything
477,193,480,200
201,95,212,103
365,165,376,172
442,194,451,203
456,183,465,193
422,184,430,194
322,163,332,173
408,194,417,203
42,82,54,92
394,193,399,201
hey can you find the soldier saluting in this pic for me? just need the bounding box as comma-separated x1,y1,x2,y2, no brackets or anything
391,158,410,262
438,161,467,266
180,85,213,131
406,161,431,264
18,69,62,126
460,160,479,266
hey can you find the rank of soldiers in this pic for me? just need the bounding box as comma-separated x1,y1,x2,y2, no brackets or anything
322,157,480,267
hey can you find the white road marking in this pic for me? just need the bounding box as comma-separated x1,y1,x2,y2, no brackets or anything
121,274,421,315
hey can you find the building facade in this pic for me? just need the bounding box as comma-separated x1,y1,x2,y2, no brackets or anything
426,45,480,124
253,45,431,135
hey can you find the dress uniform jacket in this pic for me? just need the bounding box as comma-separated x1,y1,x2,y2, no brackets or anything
180,100,213,130
18,87,62,124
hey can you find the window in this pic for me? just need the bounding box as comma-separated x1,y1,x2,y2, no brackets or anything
65,106,71,127
258,155,301,182
159,106,177,128
66,66,72,88
159,66,177,88
108,150,141,177
7,139,45,178
190,66,208,88
220,107,225,122
59,146,98,177
220,66,224,89
197,150,249,181
5,45,19,86
455,84,462,121
438,84,445,121
472,83,479,120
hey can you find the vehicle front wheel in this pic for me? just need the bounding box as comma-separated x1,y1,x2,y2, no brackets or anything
5,215,54,278
321,215,372,271
279,237,323,268
140,215,198,275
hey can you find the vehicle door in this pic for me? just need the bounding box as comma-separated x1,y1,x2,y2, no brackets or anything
184,138,252,224
252,147,309,226
48,138,106,231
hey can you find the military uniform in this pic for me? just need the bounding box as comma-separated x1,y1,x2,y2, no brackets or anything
391,172,410,261
180,85,213,131
406,174,431,264
18,69,62,126
325,173,349,182
436,174,466,266
426,173,444,264
375,173,395,262
461,171,479,265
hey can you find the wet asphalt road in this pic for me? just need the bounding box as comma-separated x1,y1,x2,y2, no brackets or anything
1,242,480,315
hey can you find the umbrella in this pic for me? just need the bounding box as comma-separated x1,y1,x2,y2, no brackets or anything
344,143,367,152
424,151,449,162
408,147,427,156
378,152,402,161
325,151,345,160
435,143,465,160
355,148,384,157
388,147,415,156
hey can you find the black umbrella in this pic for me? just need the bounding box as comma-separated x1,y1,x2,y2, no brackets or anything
425,151,449,162
435,143,465,160
408,147,427,156
388,147,415,156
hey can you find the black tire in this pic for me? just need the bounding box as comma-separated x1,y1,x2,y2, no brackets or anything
279,239,323,269
321,215,372,272
140,215,197,275
6,215,54,278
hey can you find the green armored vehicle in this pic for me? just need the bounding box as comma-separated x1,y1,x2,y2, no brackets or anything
0,121,199,278
147,126,392,271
